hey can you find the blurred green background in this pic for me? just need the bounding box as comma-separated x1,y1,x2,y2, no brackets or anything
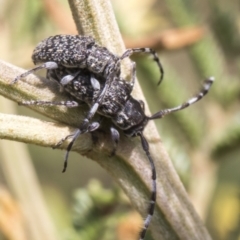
0,0,240,240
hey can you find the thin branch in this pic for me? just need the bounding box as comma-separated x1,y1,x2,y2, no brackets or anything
124,27,205,51
67,0,212,239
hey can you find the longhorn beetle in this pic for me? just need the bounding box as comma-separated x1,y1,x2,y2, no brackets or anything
12,34,214,240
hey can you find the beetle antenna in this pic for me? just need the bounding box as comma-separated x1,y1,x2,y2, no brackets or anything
149,77,214,120
138,132,157,240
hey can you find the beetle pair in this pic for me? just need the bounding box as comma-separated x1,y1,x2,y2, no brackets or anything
13,34,214,240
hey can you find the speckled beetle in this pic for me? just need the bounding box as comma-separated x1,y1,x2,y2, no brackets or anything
12,35,214,240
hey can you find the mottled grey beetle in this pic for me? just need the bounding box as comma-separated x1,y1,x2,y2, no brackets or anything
12,35,214,240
